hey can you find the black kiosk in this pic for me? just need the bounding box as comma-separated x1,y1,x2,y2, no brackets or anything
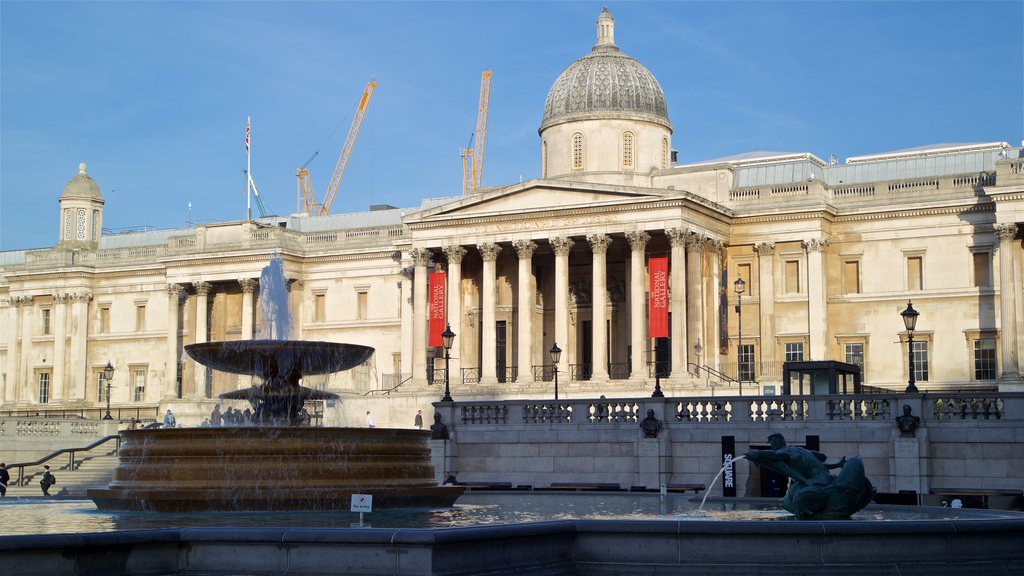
781,360,862,395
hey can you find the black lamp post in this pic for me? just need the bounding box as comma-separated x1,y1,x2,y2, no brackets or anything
652,340,665,398
549,343,562,400
901,301,920,393
101,361,115,420
441,324,455,402
734,277,746,396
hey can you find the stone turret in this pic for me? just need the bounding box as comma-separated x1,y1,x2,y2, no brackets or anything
57,162,105,249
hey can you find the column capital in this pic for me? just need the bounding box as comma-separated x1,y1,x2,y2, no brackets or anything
685,232,705,252
512,239,538,259
802,238,830,252
550,236,575,256
703,238,724,253
69,292,92,304
586,233,612,254
166,284,185,297
54,292,72,304
443,244,468,265
477,242,502,261
666,227,688,247
754,241,776,257
238,278,258,294
410,248,432,267
994,223,1019,241
625,230,650,251
194,281,212,296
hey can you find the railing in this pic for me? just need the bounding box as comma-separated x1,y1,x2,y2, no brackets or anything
932,394,1004,420
461,367,481,384
571,363,593,381
365,373,412,396
646,361,670,378
608,362,630,380
532,365,554,382
427,368,448,386
0,406,160,421
689,363,741,388
4,434,121,488
498,366,518,384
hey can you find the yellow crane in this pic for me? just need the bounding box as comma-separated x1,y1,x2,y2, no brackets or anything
461,71,492,195
297,80,377,216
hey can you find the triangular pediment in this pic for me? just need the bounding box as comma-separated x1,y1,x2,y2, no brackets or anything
406,180,667,223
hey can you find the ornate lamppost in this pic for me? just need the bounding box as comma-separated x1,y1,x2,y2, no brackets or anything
549,343,562,400
901,301,920,393
441,324,455,402
101,361,115,420
734,277,746,396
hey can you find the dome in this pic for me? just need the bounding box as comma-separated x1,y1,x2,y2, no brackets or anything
540,8,670,133
61,163,102,199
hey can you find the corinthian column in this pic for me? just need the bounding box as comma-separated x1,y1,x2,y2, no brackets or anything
68,292,91,402
626,230,650,379
802,238,829,361
550,236,575,374
20,297,32,399
513,240,537,382
193,281,212,398
52,293,70,401
239,278,257,340
478,242,502,385
685,234,705,370
410,248,431,386
667,228,688,376
443,245,467,384
995,224,1020,381
754,242,776,373
3,297,24,402
588,234,612,380
166,284,184,399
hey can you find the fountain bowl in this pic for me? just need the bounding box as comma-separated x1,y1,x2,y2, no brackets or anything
184,340,374,379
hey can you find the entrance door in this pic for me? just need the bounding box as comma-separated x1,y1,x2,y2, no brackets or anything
581,320,593,380
496,321,507,383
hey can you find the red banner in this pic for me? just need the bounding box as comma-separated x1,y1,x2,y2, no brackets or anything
648,256,669,338
428,272,447,346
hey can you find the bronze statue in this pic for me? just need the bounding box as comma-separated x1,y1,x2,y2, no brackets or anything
745,433,875,519
430,413,450,440
639,409,662,438
896,405,920,436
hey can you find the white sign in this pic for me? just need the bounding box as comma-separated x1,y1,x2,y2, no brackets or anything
350,494,373,513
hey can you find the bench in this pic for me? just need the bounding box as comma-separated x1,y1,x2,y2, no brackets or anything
929,487,1023,509
546,482,622,492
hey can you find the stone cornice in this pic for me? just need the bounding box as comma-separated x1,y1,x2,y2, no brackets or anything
834,202,994,224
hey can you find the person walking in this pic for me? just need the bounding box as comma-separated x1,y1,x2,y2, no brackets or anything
366,411,375,428
0,463,9,497
414,410,423,429
39,465,56,496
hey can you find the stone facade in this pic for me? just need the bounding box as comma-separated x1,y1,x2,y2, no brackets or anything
1,9,1023,428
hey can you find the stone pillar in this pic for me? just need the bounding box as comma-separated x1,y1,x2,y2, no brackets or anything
68,292,91,402
166,284,184,399
626,231,650,380
410,248,432,386
3,297,24,402
478,242,501,385
995,224,1020,381
20,297,32,400
513,240,537,383
193,281,212,398
443,245,467,385
705,241,723,373
755,242,776,375
587,234,612,380
399,263,414,379
685,234,705,369
551,236,574,374
52,293,69,401
803,238,829,361
239,278,257,340
667,228,688,377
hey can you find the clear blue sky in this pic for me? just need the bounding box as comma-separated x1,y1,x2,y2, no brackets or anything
2,1,1021,251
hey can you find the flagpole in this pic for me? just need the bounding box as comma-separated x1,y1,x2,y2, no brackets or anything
246,116,252,221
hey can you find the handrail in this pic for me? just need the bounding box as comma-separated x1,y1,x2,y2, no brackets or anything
688,363,743,386
0,406,160,421
364,374,413,396
3,434,121,488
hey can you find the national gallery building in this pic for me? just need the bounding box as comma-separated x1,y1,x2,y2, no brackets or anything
2,10,1023,426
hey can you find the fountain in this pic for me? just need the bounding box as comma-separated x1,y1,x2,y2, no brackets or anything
87,255,463,511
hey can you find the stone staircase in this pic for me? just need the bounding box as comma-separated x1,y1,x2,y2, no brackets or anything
4,450,119,499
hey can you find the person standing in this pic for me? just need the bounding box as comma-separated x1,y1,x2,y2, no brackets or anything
0,463,9,497
40,465,56,496
414,410,423,429
366,411,375,428
211,404,223,427
163,409,176,428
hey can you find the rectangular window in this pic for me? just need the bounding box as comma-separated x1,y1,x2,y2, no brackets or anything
354,358,371,387
784,260,801,294
738,344,755,381
38,371,50,404
972,252,991,287
357,291,368,320
136,304,146,332
974,339,997,380
132,368,146,402
844,343,865,369
97,371,109,402
912,340,929,382
736,263,752,293
41,308,52,335
99,306,111,334
785,342,804,362
843,261,860,294
907,256,923,291
176,363,183,399
314,293,326,322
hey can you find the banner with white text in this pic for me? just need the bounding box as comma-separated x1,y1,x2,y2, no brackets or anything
428,271,447,346
648,256,669,338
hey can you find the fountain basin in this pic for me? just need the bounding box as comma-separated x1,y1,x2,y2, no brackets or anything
87,427,463,512
184,340,374,378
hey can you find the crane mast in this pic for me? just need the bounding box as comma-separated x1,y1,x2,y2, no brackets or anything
461,71,492,195
297,80,377,216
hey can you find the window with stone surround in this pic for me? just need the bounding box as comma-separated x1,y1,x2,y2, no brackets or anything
37,370,51,404
135,304,146,332
542,140,548,177
41,308,51,335
662,138,669,169
905,253,924,291
971,249,992,287
784,260,801,294
571,132,584,170
313,292,326,322
131,367,146,402
965,330,998,381
842,259,861,294
785,342,804,362
357,290,368,320
621,131,634,169
738,344,755,381
99,305,111,334
912,340,929,381
96,369,109,403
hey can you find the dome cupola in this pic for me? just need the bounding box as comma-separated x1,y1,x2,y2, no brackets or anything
57,162,105,249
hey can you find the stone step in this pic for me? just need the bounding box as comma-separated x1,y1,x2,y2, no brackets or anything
4,452,119,499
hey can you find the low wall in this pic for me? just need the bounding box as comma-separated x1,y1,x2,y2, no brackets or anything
0,417,120,464
433,392,1024,496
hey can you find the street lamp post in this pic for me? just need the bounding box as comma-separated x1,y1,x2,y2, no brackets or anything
901,301,920,394
441,325,455,402
734,277,746,396
652,340,665,398
549,343,562,401
101,361,115,420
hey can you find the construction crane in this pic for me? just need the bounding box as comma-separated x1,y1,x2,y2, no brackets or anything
244,170,272,218
297,80,377,216
461,71,492,195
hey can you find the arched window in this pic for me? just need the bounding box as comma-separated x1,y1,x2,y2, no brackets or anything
63,209,72,241
571,133,584,170
76,208,86,240
662,138,670,169
622,131,635,169
91,210,99,241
